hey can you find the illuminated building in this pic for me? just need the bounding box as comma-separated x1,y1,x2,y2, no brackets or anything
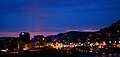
34,35,44,42
19,32,30,43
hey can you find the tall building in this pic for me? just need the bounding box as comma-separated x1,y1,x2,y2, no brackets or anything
34,35,45,45
19,32,30,43
34,35,44,42
45,35,54,43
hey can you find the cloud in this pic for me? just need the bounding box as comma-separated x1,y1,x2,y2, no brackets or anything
66,30,79,32
82,29,99,32
0,32,59,37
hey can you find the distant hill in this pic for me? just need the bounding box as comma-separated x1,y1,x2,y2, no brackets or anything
51,31,96,43
46,20,120,42
99,20,120,33
62,19,120,42
96,20,120,41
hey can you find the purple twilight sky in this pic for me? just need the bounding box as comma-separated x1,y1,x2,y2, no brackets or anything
0,0,120,37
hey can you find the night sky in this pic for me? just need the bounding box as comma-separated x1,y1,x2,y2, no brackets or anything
0,0,120,37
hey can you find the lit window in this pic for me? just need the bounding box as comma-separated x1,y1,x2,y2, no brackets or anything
115,41,116,43
109,41,111,43
22,33,25,35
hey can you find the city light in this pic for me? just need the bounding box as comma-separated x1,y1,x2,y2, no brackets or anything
90,43,93,47
109,41,111,43
1,50,7,52
95,42,99,45
103,41,106,45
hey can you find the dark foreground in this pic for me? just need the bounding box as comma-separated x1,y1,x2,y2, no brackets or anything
1,53,120,57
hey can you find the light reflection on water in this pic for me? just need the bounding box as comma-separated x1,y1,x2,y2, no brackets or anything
79,53,120,57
